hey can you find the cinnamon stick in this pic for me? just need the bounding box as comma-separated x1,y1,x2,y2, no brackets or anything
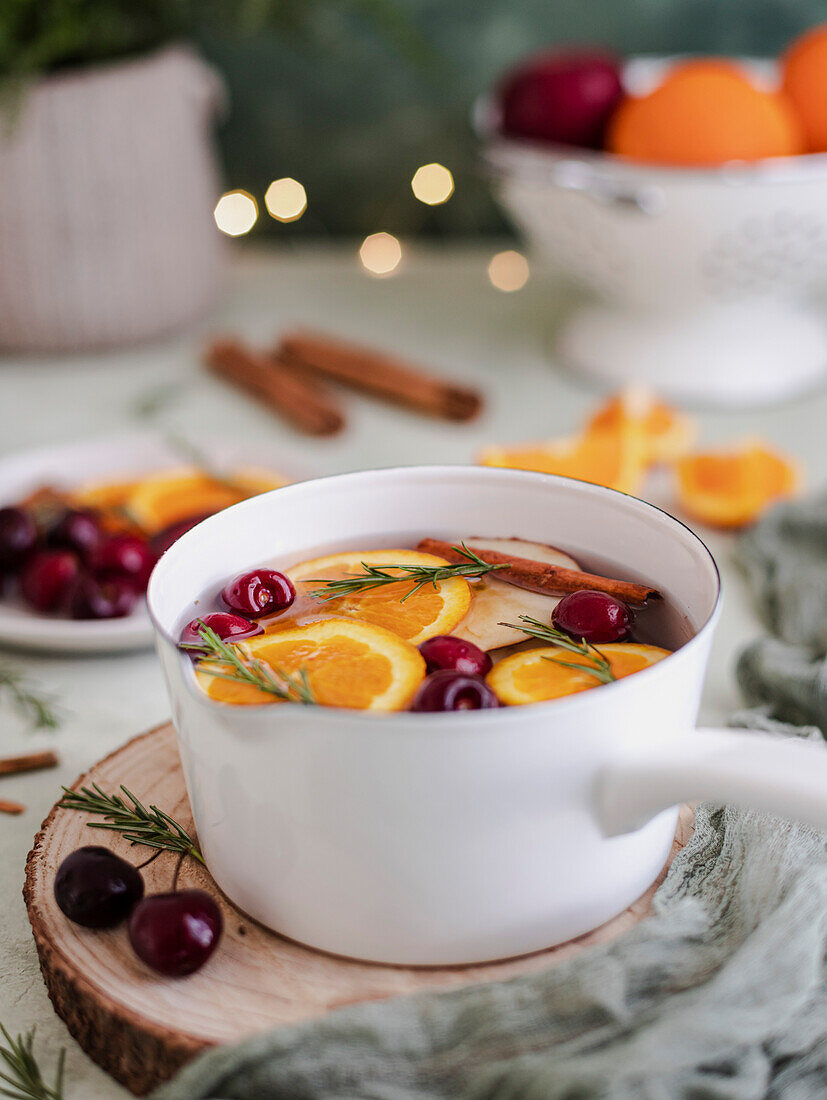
417,539,660,606
277,330,482,422
206,338,345,437
0,750,59,777
0,799,25,815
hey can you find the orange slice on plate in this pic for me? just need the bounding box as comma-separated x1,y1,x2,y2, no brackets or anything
73,478,145,512
487,642,671,705
675,441,801,528
124,467,287,534
285,550,472,646
586,387,695,466
196,618,426,711
478,428,647,496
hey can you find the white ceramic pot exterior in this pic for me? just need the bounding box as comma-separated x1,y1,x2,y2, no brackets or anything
478,59,827,405
148,468,827,965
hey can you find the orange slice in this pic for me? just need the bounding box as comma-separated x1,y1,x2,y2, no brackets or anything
586,387,695,466
124,467,287,534
478,429,647,496
196,618,426,711
73,478,145,512
487,642,671,705
286,550,472,646
675,441,801,529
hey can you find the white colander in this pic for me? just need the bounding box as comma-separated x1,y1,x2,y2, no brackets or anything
478,58,827,406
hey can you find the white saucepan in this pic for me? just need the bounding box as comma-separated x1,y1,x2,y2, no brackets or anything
147,467,827,965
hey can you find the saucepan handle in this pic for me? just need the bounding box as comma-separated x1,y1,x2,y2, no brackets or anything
597,727,827,837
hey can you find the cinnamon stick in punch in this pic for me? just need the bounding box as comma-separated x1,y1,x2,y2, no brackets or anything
206,338,345,437
0,750,59,778
417,539,660,606
276,330,483,423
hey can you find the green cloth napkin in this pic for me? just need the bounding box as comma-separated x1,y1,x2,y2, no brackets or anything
154,499,827,1100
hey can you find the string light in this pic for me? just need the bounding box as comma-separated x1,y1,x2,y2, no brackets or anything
359,232,403,277
265,177,307,222
488,250,530,292
411,163,454,206
214,190,258,237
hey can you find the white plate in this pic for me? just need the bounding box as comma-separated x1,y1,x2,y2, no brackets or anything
0,432,304,655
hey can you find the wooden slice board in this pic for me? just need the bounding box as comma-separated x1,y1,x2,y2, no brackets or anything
25,722,693,1096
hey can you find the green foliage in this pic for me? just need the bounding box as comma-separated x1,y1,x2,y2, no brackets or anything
0,1,386,82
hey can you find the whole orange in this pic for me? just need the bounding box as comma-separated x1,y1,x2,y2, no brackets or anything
608,59,804,165
782,24,827,152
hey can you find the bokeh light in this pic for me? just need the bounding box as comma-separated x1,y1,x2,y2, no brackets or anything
359,232,403,277
214,190,258,237
411,163,454,205
265,177,308,222
488,250,530,292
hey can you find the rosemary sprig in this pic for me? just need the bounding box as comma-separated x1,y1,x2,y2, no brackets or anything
309,543,508,603
501,616,616,684
58,784,204,864
183,623,316,705
0,1024,64,1100
0,665,60,731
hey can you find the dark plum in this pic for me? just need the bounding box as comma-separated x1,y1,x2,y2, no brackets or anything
68,573,138,620
19,550,79,612
129,889,223,977
221,569,295,617
552,589,633,644
54,846,144,928
0,506,38,573
179,612,263,649
419,635,492,677
411,670,500,712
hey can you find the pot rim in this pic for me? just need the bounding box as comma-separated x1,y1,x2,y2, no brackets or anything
147,464,722,729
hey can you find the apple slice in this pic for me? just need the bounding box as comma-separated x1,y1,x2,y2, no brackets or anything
452,537,582,651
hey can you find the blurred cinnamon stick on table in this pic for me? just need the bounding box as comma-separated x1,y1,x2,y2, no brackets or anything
0,750,59,777
206,338,345,437
276,330,483,422
0,799,25,815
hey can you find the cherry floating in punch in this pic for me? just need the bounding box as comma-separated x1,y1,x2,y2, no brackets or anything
221,569,295,617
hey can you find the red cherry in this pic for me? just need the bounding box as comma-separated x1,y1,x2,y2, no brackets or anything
552,589,633,644
54,846,144,928
179,612,263,649
90,535,156,591
499,49,623,148
0,506,38,573
128,889,222,977
151,513,212,557
410,671,500,712
47,508,103,560
221,569,295,617
68,573,138,620
419,635,492,677
19,550,79,612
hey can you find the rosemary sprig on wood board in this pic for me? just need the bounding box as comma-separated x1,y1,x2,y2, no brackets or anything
183,623,316,705
0,665,60,731
500,616,617,684
58,784,204,864
309,543,508,603
0,1024,64,1100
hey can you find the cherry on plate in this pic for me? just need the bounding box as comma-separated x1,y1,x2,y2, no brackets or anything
0,506,38,573
552,589,633,644
90,535,156,591
68,573,138,620
47,508,103,560
129,889,223,977
151,513,212,557
54,846,144,928
19,550,79,612
179,612,263,649
419,635,492,677
410,670,500,712
221,569,295,617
